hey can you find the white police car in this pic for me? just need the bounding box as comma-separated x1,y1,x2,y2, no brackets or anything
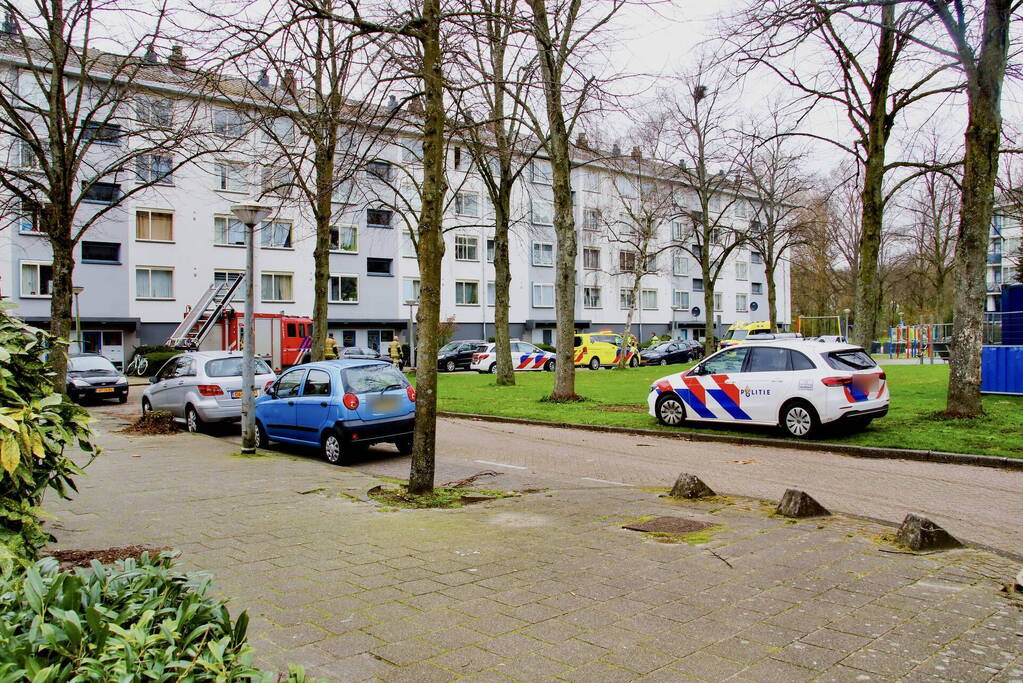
470,341,556,373
647,339,888,438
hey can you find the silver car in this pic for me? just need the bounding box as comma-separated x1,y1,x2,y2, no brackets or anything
141,351,277,432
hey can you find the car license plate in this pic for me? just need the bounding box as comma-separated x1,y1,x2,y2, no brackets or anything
231,389,261,399
232,390,242,399
374,396,400,413
96,387,114,393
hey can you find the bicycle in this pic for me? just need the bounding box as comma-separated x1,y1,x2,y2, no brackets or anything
125,353,149,377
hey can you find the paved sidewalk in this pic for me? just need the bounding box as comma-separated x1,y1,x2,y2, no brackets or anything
47,413,1023,682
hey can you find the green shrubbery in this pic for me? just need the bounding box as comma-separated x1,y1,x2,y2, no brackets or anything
0,552,307,682
129,345,179,376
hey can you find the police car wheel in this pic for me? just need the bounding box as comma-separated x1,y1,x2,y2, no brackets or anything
589,357,600,370
544,359,555,372
781,402,818,438
656,394,686,427
445,360,456,372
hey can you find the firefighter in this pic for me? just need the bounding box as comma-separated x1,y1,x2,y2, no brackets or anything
388,337,403,367
325,333,339,360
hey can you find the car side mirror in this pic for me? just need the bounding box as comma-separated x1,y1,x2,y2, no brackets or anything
149,376,158,384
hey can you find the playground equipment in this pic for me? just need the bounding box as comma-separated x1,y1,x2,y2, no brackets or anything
887,323,952,361
796,315,844,339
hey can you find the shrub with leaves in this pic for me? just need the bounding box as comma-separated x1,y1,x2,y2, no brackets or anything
0,552,308,681
0,305,97,562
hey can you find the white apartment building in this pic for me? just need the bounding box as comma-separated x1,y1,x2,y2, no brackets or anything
988,205,1021,311
0,45,791,366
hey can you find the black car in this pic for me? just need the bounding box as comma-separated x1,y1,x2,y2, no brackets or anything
641,341,697,366
683,340,706,360
66,353,128,403
437,339,486,372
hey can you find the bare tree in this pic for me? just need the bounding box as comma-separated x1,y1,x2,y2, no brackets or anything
0,0,222,389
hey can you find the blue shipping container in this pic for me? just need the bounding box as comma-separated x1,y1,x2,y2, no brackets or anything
981,345,1023,395
1003,284,1023,345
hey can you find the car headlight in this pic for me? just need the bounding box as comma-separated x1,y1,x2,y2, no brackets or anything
71,378,89,387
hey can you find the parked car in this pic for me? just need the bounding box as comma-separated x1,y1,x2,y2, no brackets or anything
437,339,486,372
683,340,706,360
340,346,390,363
648,340,888,438
66,353,128,404
142,351,277,432
254,359,415,464
470,341,556,373
810,335,847,344
640,341,697,366
573,332,639,369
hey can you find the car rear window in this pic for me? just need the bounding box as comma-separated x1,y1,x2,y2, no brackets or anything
343,364,408,393
205,357,273,377
824,349,876,370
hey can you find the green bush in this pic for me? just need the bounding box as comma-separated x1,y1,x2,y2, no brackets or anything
0,305,97,563
0,552,308,681
535,343,556,352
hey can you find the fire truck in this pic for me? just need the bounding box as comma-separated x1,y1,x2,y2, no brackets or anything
165,278,313,372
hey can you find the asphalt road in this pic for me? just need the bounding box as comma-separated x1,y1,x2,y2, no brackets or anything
99,388,1023,555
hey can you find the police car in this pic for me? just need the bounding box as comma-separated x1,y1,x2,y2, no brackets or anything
647,339,888,438
470,341,556,373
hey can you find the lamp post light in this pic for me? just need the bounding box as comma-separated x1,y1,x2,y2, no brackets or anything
671,306,681,340
404,299,417,371
231,203,272,454
842,308,851,341
72,285,84,353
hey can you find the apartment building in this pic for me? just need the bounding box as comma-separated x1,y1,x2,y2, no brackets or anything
987,205,1021,311
0,45,791,366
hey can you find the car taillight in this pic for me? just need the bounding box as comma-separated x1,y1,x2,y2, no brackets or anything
197,384,224,396
472,354,479,363
821,376,852,387
407,386,416,402
877,372,886,380
343,393,359,410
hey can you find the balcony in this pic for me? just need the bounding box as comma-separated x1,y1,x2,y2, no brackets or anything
987,252,1003,264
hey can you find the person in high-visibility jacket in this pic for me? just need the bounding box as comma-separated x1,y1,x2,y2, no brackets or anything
325,333,339,360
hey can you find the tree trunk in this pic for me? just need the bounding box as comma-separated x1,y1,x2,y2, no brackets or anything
702,268,715,355
407,0,446,494
946,0,1010,416
618,271,642,369
493,196,515,385
765,259,778,334
530,0,577,400
46,207,74,392
311,147,335,362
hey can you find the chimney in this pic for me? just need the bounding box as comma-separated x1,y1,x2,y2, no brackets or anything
387,94,399,110
575,133,589,149
282,69,297,97
256,69,270,88
1,11,20,37
631,146,642,162
611,143,621,156
168,45,186,70
143,44,159,64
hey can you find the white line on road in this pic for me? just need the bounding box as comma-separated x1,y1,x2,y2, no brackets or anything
580,477,634,487
474,460,528,470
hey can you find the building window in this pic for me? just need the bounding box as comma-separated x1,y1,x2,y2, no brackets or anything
402,230,417,257
367,257,393,276
751,251,763,264
213,270,245,301
487,281,496,307
583,208,600,231
673,290,689,309
81,241,120,264
532,283,554,308
531,159,553,185
329,274,358,303
454,191,479,217
452,146,465,170
213,109,247,137
532,241,554,266
136,155,173,185
614,176,637,198
366,160,392,181
137,97,173,126
620,288,635,310
214,161,247,192
401,139,424,163
213,215,246,246
752,282,763,295
531,199,554,226
18,140,38,168
261,166,293,196
261,272,294,302
82,182,121,204
367,208,393,228
260,219,293,248
618,250,637,272
333,179,355,204
403,278,421,303
136,267,173,299
671,221,686,241
736,261,748,280
330,225,358,253
17,199,41,233
455,235,479,261
486,238,495,262
136,209,173,241
583,248,600,270
583,169,600,192
714,291,723,311
736,293,748,312
641,288,658,310
583,286,602,308
673,251,688,276
262,116,295,143
82,121,121,145
692,278,704,292
456,280,480,305
644,254,657,272
20,262,53,297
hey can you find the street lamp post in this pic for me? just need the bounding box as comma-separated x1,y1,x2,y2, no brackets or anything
842,308,851,341
231,203,272,454
404,299,417,371
671,306,680,340
72,286,84,353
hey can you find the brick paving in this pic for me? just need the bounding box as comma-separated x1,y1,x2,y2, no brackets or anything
46,411,1023,682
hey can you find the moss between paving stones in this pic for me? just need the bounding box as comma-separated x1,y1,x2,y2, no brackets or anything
368,485,514,509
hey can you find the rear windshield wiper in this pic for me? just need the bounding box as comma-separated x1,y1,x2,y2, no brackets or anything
377,383,402,394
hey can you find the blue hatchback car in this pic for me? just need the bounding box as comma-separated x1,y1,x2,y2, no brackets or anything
254,359,416,465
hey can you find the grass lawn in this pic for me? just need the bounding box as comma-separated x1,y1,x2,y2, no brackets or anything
433,364,1023,459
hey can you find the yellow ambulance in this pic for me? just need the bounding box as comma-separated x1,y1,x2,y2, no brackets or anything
573,331,639,369
718,321,772,350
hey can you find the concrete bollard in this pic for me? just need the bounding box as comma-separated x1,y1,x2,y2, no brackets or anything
775,489,830,518
669,473,715,499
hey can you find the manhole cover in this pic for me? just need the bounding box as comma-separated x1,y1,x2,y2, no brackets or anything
622,516,713,534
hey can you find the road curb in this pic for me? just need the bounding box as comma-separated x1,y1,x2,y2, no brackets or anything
437,411,1023,471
